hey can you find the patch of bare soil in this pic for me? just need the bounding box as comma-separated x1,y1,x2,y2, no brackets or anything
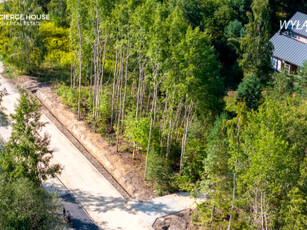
15,75,155,201
153,209,195,230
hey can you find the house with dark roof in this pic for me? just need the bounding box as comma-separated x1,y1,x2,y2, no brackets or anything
270,12,307,73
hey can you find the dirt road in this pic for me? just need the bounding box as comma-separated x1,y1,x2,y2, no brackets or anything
0,69,151,230
0,61,200,230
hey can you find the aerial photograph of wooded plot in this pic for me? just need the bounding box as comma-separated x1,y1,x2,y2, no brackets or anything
0,0,306,229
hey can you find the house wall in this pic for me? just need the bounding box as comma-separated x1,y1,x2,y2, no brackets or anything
271,56,282,72
271,57,298,73
291,64,298,73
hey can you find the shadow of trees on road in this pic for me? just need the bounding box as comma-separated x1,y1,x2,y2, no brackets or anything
69,188,137,214
69,188,188,217
60,193,101,230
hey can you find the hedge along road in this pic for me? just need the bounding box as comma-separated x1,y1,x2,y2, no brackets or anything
0,61,201,230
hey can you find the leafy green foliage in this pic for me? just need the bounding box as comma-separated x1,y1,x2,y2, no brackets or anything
39,22,71,68
269,64,307,100
1,1,306,227
295,62,307,98
123,112,152,152
197,94,307,228
236,97,306,228
239,0,273,81
178,0,205,28
47,0,69,27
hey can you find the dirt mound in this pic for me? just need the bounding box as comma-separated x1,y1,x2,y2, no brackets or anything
153,209,194,230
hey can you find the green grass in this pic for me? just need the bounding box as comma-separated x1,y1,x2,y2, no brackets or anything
31,64,70,85
0,54,20,79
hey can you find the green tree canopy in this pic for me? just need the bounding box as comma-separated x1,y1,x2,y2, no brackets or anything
0,176,61,230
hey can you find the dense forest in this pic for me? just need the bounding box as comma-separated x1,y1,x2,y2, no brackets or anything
0,0,306,229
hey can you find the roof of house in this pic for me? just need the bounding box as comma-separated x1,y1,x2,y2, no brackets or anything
290,11,307,38
270,33,307,67
270,11,307,67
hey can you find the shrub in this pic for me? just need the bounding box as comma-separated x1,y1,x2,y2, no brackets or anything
146,150,177,195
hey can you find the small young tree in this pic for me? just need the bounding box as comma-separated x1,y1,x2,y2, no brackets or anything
269,70,294,99
224,19,244,39
0,86,5,122
1,90,60,184
0,87,8,132
237,73,262,109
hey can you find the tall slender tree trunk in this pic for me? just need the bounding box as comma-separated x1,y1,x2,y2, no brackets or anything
136,56,144,118
166,92,175,159
167,100,182,160
134,52,144,156
180,100,194,171
228,171,236,230
264,193,268,230
111,43,119,128
90,59,93,88
146,93,151,113
100,36,108,96
144,66,159,180
210,205,215,230
261,192,264,230
121,49,129,130
23,32,30,72
70,49,73,87
116,47,124,152
160,93,168,155
229,117,241,230
254,186,258,225
139,80,146,113
92,41,98,126
77,12,82,120
94,10,101,126
166,118,172,159
73,49,77,87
